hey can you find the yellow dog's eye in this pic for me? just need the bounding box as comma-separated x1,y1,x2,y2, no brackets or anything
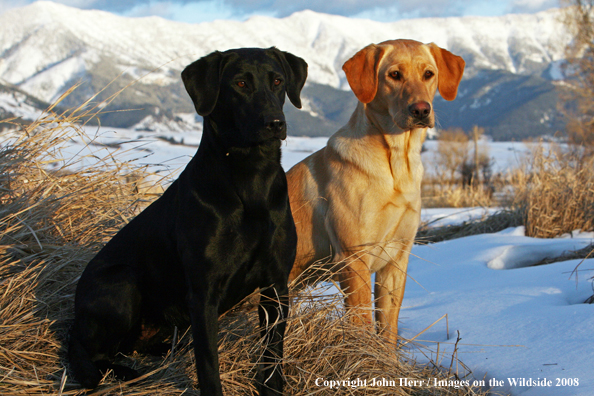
424,70,435,79
389,71,401,80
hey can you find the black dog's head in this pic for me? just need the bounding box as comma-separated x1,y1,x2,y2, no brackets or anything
182,47,308,148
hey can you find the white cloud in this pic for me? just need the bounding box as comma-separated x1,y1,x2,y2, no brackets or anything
506,0,560,13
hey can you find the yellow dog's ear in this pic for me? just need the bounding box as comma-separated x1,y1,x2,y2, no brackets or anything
428,43,465,101
342,44,386,104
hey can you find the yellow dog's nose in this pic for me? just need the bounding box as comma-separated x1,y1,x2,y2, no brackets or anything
408,101,431,120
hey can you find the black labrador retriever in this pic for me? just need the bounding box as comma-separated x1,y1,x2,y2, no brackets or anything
68,47,307,395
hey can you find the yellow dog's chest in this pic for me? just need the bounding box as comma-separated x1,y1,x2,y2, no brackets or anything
364,148,423,273
364,186,421,273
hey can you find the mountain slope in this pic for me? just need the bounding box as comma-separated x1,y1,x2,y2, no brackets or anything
0,2,572,139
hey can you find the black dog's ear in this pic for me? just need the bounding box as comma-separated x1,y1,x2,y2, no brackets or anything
270,48,308,109
182,51,224,116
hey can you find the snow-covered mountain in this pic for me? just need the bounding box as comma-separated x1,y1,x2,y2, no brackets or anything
0,1,572,139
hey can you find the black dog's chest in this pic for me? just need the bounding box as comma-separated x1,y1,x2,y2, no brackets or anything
202,204,285,313
207,202,276,266
184,154,287,266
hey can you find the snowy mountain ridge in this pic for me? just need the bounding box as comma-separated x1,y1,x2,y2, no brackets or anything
1,2,569,96
0,2,572,138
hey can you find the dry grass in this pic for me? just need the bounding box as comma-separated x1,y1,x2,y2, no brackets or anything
0,94,494,395
0,88,167,395
512,145,594,239
422,182,495,209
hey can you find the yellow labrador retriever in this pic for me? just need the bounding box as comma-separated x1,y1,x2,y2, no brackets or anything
287,39,465,342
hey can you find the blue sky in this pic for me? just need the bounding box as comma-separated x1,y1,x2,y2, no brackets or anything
0,0,560,23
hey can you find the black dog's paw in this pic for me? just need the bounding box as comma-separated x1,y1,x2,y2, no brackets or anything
258,383,284,396
96,361,140,383
145,342,172,357
75,373,102,390
110,364,140,381
256,373,284,395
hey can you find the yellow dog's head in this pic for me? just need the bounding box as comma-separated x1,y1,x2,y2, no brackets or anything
343,39,465,132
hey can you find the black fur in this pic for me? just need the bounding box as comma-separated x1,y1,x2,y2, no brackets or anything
68,47,307,395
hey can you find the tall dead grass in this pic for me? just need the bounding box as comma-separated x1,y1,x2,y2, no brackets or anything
0,88,165,395
511,145,594,238
422,181,495,208
0,93,491,395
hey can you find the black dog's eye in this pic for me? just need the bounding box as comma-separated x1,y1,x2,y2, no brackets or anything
274,78,282,86
424,70,435,79
237,81,247,88
389,71,401,81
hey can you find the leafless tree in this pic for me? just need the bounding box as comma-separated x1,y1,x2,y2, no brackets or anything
435,128,469,185
561,0,594,155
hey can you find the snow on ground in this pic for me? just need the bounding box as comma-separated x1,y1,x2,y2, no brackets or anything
282,135,329,170
420,207,502,228
19,127,594,395
402,228,594,396
59,127,200,176
62,129,321,176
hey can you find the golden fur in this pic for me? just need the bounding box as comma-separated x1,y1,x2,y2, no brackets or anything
288,39,465,342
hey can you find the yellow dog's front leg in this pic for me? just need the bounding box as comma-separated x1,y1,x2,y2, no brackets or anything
338,257,374,327
374,244,412,344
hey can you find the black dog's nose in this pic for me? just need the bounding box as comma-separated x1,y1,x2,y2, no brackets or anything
266,118,287,139
408,101,431,119
266,119,286,132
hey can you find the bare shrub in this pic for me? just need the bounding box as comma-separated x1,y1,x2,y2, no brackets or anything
560,0,594,155
424,127,494,208
434,128,469,185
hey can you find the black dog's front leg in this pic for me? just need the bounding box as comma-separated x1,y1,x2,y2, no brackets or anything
258,283,289,395
188,295,224,396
